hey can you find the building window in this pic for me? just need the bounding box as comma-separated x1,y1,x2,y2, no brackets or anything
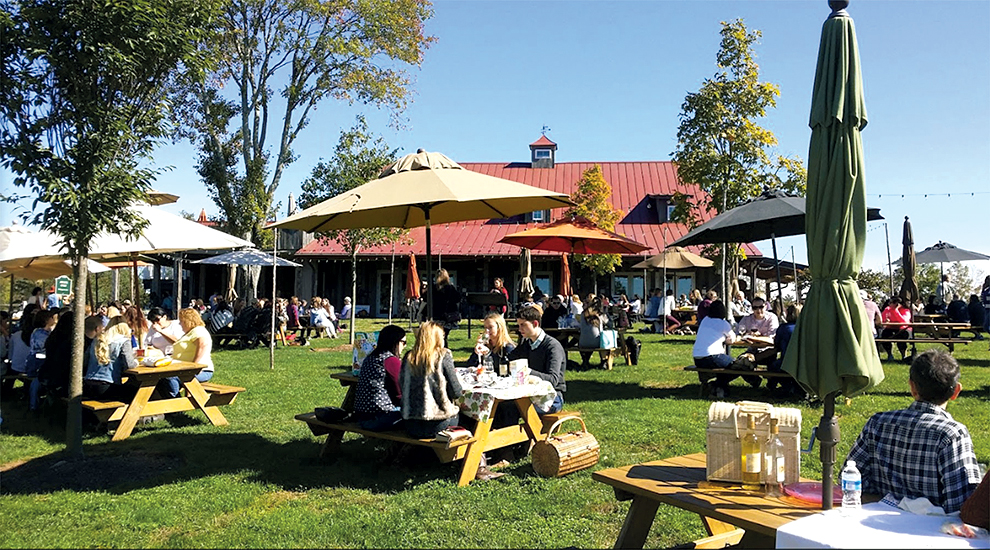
534,149,551,159
530,210,549,222
666,204,676,222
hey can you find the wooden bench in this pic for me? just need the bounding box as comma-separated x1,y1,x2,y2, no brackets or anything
683,366,794,397
295,412,477,462
874,337,972,354
214,332,252,348
73,382,245,428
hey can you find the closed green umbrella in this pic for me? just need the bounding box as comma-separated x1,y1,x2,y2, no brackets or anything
898,217,920,304
781,0,884,510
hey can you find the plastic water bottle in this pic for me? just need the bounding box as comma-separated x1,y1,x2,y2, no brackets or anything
841,460,862,514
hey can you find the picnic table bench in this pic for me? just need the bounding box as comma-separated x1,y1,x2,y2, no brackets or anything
683,365,794,397
69,362,245,439
296,371,580,486
875,321,975,354
547,327,631,370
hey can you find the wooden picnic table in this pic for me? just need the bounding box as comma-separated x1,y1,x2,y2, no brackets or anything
326,371,556,486
593,453,832,549
876,320,976,354
111,360,229,441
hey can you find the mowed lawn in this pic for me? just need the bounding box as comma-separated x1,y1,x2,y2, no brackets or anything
1,319,988,548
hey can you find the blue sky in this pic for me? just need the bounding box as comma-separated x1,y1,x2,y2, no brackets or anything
4,0,989,281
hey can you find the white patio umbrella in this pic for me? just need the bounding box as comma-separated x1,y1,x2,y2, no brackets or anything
191,248,301,268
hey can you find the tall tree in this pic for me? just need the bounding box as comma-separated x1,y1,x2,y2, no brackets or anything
671,19,806,296
299,116,406,344
1,0,219,456
181,0,434,301
566,164,623,290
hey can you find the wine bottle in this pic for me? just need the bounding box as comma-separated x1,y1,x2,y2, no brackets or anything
741,415,763,490
765,418,785,497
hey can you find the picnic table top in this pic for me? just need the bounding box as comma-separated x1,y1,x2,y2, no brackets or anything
593,453,824,539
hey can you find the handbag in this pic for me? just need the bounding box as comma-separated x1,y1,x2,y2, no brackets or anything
532,416,600,478
599,329,618,349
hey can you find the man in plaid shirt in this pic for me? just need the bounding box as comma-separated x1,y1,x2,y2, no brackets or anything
846,349,981,513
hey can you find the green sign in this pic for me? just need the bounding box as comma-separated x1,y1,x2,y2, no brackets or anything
55,275,72,295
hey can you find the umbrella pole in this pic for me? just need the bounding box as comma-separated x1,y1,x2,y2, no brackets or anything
819,392,840,510
8,274,14,315
772,234,784,312
271,229,277,370
884,222,894,297
424,207,434,321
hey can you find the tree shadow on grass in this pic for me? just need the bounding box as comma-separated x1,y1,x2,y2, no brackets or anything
566,378,813,407
0,430,469,496
864,385,989,401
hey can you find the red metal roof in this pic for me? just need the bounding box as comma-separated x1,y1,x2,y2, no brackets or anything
529,135,557,148
295,161,762,260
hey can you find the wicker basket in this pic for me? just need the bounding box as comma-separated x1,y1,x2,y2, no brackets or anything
532,416,600,478
706,401,802,484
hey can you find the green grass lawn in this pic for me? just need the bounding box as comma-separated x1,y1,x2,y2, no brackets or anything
2,320,988,548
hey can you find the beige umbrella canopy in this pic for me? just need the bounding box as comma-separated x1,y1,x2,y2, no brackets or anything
630,246,713,270
269,150,573,318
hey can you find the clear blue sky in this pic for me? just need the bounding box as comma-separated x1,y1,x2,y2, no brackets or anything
4,0,989,282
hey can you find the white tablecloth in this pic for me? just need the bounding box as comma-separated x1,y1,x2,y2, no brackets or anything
775,502,990,549
454,368,556,422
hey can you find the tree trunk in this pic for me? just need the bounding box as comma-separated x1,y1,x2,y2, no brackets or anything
67,254,88,458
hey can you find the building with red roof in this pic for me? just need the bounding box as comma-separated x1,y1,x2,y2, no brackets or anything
287,137,761,317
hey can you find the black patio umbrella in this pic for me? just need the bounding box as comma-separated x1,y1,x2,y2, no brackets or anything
670,189,883,306
914,241,990,303
898,217,919,304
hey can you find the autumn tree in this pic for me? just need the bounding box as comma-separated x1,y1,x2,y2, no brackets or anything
1,0,220,456
671,19,807,296
299,116,406,344
180,0,434,301
566,164,623,289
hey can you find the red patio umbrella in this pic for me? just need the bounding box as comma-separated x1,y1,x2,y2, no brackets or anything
499,216,650,255
560,252,572,298
404,254,421,300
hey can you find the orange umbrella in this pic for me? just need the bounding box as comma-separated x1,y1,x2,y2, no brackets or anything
560,253,572,298
499,216,650,255
404,254,421,300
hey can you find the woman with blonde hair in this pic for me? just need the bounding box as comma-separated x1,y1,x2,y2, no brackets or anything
467,312,516,375
400,321,464,439
578,297,612,368
160,308,215,398
83,316,138,401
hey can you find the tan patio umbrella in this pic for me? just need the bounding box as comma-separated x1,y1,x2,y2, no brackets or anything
268,150,573,318
520,248,535,299
630,246,713,270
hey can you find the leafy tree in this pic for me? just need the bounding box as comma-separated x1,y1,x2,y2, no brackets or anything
180,0,434,300
565,164,623,286
671,19,807,295
0,0,219,456
299,116,406,344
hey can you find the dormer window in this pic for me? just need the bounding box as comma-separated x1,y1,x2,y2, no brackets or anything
529,135,557,168
530,210,550,222
648,194,685,223
534,149,551,159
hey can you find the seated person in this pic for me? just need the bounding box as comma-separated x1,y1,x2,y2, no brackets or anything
466,312,516,375
145,307,186,355
660,289,681,334
923,294,945,315
879,296,912,362
860,289,882,337
308,297,336,338
691,300,736,398
966,294,985,336
960,470,989,530
730,290,753,324
768,304,803,397
160,308,216,398
83,315,138,402
697,290,717,322
37,311,77,400
846,349,981,513
643,288,661,319
541,295,568,329
400,321,464,439
353,325,407,431
946,294,969,324
577,298,612,368
734,296,779,365
231,299,263,346
508,305,566,414
207,298,235,335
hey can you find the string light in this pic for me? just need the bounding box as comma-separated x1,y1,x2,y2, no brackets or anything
871,191,987,199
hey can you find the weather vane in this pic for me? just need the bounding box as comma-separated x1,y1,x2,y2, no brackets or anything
541,125,551,136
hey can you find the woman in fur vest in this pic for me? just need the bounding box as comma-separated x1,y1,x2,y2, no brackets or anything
400,321,465,439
